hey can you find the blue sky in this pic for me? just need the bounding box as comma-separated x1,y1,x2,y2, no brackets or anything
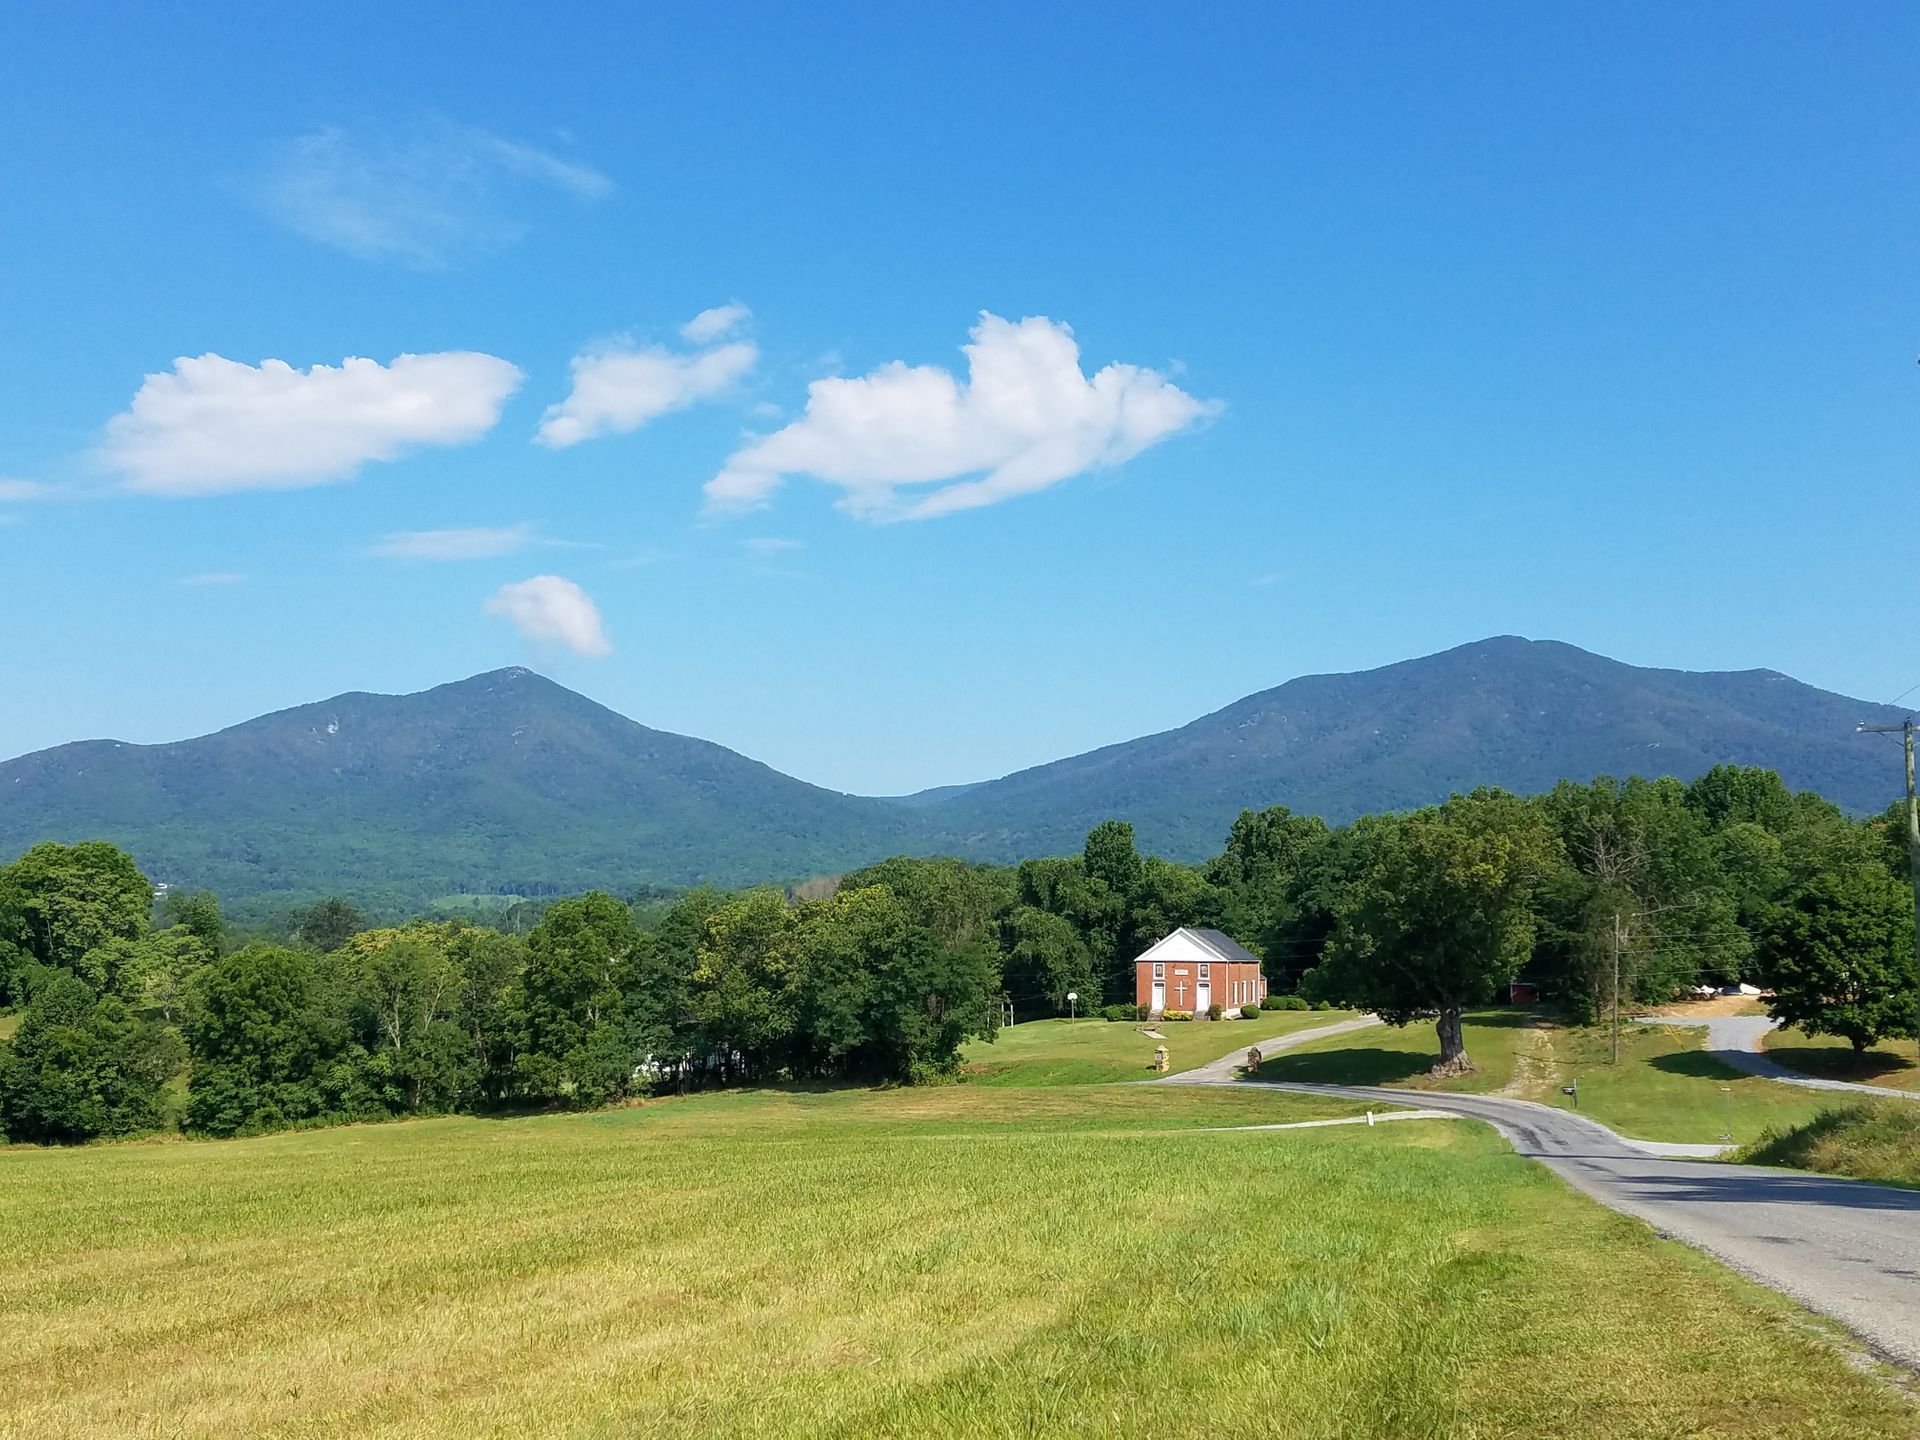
2,3,1915,795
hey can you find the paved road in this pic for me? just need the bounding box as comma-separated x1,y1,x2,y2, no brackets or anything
1162,1014,1384,1084
1157,1019,1920,1369
1642,1014,1920,1101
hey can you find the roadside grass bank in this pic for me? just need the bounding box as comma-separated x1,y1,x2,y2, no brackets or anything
1,1084,1912,1438
1762,1030,1920,1091
959,1009,1361,1086
1739,1101,1920,1189
1254,1009,1841,1144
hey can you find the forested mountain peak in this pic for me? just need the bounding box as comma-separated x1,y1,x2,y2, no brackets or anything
0,639,1906,910
910,636,1910,860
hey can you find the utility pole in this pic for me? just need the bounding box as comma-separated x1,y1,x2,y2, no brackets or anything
1856,716,1920,1064
1611,909,1625,1065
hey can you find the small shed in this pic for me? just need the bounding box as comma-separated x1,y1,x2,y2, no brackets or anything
1134,928,1266,1016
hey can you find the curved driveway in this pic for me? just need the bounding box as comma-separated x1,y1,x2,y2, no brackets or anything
1159,1020,1920,1370
1639,1014,1920,1101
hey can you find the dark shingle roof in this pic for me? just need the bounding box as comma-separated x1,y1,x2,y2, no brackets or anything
1185,928,1260,964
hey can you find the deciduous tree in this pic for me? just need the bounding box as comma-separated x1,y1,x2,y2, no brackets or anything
1309,790,1559,1072
1760,867,1917,1054
0,970,184,1143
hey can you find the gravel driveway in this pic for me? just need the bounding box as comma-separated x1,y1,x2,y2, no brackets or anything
1640,1015,1920,1101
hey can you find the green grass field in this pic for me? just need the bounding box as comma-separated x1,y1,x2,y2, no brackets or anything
1763,1028,1920,1091
1739,1100,1920,1189
1253,1010,1846,1144
3,1082,1913,1438
960,1010,1361,1085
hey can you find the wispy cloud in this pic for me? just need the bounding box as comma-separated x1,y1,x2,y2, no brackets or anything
0,478,54,503
705,313,1219,522
681,303,751,345
259,121,611,269
369,524,542,560
536,308,757,449
741,536,802,555
1250,572,1284,588
103,351,523,496
485,575,611,657
180,571,248,587
607,546,671,572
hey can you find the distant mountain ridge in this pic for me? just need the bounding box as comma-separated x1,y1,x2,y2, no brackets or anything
1,639,1908,909
0,668,923,908
907,636,1912,860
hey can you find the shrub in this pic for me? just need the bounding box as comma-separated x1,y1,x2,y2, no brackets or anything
1312,1001,1332,1011
1239,1004,1259,1020
1262,994,1309,1011
1737,1101,1920,1188
1136,1004,1151,1021
1207,1003,1223,1021
1162,1009,1193,1022
1101,1004,1135,1022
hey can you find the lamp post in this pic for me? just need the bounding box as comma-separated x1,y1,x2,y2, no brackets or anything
1067,991,1078,1022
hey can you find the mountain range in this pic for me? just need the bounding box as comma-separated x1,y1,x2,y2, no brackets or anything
1,637,1908,911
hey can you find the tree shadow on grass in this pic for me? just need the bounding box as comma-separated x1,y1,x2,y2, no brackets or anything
1248,1046,1437,1086
1765,1044,1918,1087
1462,1007,1547,1029
1649,1051,1748,1081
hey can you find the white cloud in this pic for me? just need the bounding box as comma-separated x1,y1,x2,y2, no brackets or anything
484,575,611,657
260,121,611,268
741,536,802,555
180,571,248,587
704,313,1219,521
680,303,751,344
536,311,757,448
370,524,540,560
0,479,53,502
103,352,524,496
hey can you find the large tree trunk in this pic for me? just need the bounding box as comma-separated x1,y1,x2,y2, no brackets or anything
1431,1007,1475,1077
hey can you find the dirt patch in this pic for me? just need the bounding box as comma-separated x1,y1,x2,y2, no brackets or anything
1637,996,1768,1019
1495,1021,1557,1101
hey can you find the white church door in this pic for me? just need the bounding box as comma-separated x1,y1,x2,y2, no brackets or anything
1195,982,1211,1013
1151,982,1165,1012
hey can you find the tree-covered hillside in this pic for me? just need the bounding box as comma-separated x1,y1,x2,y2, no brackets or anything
1,638,1908,909
0,669,924,912
912,637,1911,860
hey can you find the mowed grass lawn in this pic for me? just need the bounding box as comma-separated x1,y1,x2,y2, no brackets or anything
1764,1028,1920,1091
1256,1010,1847,1144
961,1009,1362,1085
3,1085,1916,1438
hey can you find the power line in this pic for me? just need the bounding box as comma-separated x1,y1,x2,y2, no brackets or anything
1887,682,1920,709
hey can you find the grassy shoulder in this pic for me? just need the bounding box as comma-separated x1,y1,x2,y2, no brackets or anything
1762,1029,1920,1091
1256,1009,1844,1144
1,1083,1912,1438
1739,1101,1920,1189
959,1009,1361,1085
